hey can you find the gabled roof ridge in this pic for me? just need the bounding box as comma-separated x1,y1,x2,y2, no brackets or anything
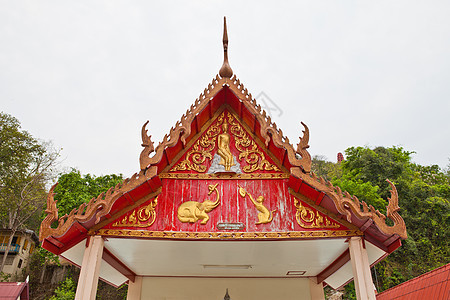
225,74,311,172
291,168,407,240
139,73,312,173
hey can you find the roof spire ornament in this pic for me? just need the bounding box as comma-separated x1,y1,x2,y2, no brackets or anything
219,17,233,78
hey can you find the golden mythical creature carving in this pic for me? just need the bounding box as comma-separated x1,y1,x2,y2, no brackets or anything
294,199,340,229
238,186,275,225
139,121,155,170
177,184,220,224
217,120,235,171
112,197,158,228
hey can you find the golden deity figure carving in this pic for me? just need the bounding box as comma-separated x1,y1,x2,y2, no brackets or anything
238,186,275,225
217,121,235,171
112,197,158,228
177,184,220,224
294,199,340,229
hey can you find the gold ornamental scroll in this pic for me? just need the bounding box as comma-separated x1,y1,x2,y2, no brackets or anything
294,199,340,229
112,197,158,228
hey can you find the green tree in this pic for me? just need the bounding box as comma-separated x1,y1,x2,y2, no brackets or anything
312,146,449,294
53,169,123,217
49,276,76,300
0,112,59,274
47,169,126,299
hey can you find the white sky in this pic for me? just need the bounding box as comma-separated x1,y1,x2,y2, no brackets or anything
1,1,449,176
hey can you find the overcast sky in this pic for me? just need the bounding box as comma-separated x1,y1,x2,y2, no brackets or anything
1,1,449,177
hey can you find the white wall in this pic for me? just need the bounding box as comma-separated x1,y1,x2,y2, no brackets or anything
141,277,311,300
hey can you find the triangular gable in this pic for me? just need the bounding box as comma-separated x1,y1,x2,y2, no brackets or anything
40,21,406,255
40,73,406,251
162,108,287,179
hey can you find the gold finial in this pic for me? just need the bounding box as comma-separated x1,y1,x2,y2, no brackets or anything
219,17,233,78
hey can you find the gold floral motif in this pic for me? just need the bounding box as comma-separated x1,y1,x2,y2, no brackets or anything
294,199,340,229
227,113,280,173
112,197,158,228
171,113,225,172
170,111,281,174
159,173,289,179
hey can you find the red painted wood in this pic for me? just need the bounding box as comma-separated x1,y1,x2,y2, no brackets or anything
105,178,349,233
102,104,350,235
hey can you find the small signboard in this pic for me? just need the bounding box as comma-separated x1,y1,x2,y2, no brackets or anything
217,223,245,231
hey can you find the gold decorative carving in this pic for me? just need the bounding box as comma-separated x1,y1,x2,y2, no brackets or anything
177,184,220,224
171,111,281,174
228,113,280,173
112,197,158,228
291,168,407,239
97,229,363,240
139,121,155,170
238,186,275,225
39,169,156,241
294,199,340,229
217,120,235,171
171,114,223,172
159,173,289,180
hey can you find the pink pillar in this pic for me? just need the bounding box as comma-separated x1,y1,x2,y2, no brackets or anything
349,237,376,300
127,276,143,300
75,236,104,300
309,277,325,300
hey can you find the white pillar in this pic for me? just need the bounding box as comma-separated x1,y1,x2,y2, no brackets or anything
348,237,376,300
75,236,104,300
127,276,143,300
309,277,325,300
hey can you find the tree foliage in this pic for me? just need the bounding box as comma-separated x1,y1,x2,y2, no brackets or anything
0,112,59,273
52,169,123,217
313,146,449,294
47,169,126,299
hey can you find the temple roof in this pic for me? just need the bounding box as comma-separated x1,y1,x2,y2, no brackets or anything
39,18,407,289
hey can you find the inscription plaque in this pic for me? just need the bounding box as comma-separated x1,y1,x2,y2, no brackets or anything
217,223,245,231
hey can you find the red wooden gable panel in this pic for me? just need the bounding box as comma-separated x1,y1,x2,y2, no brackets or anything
103,178,350,234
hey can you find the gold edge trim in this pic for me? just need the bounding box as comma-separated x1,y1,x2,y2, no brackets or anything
159,173,289,179
95,229,363,239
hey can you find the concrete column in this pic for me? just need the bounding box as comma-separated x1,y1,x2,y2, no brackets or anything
127,276,143,300
75,236,104,300
348,237,376,300
309,277,325,300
